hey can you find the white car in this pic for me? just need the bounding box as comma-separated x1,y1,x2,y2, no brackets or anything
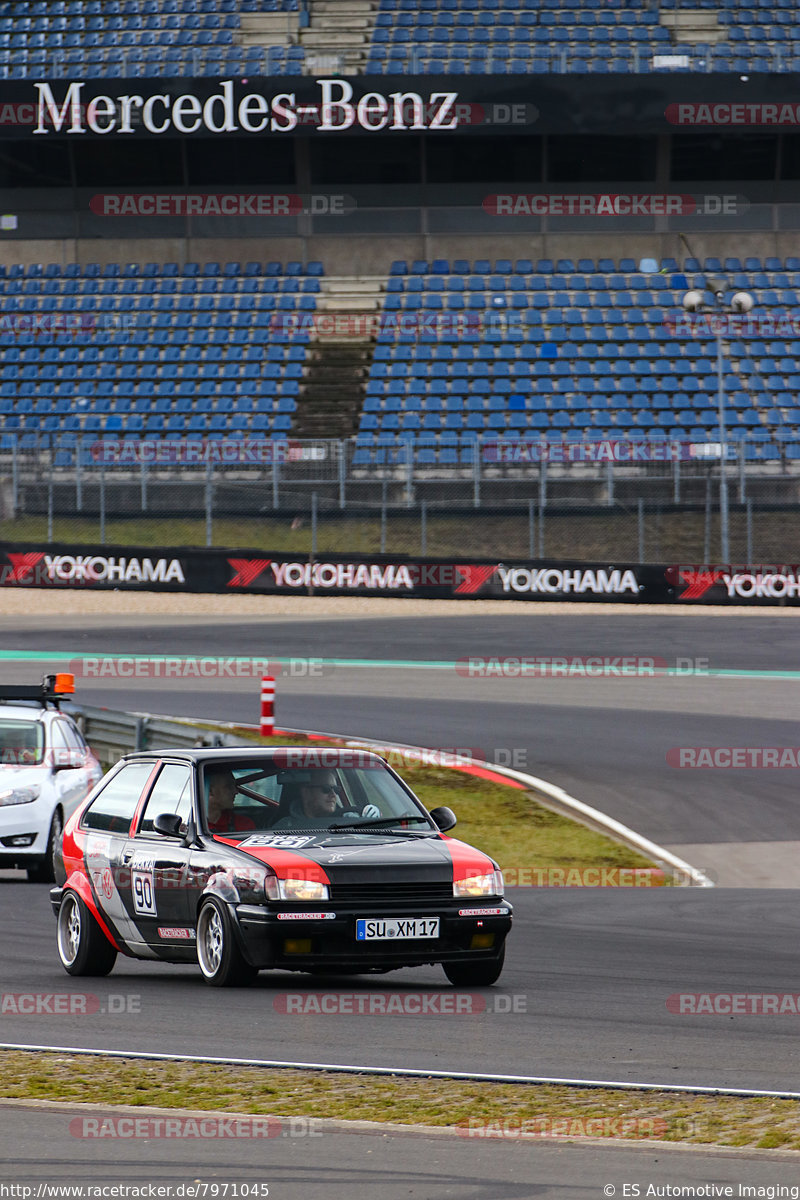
0,675,103,882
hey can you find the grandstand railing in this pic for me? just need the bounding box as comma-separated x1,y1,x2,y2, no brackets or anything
2,436,797,562
4,46,794,80
0,200,790,239
1,434,799,511
400,48,795,75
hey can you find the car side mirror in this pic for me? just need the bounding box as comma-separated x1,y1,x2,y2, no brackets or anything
429,806,457,832
52,749,86,772
153,812,182,838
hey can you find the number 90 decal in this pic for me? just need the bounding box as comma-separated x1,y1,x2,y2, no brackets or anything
132,869,157,916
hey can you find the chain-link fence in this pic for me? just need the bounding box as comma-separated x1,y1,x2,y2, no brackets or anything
2,435,800,562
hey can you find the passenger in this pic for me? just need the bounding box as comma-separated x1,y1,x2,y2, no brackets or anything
205,766,256,833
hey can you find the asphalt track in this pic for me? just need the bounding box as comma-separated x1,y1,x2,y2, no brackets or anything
2,1101,800,1200
4,879,800,1092
1,611,799,1083
1,611,799,878
2,608,800,1194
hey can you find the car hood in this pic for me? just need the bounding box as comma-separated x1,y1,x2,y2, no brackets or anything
218,831,495,884
0,765,46,792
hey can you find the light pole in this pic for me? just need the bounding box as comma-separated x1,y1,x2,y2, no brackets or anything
681,285,755,562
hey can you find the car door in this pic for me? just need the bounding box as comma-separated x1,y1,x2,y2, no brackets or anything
49,718,87,819
123,761,194,951
80,760,158,952
62,716,101,802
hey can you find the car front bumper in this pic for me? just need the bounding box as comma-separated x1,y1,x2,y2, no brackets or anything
233,900,513,971
0,798,51,866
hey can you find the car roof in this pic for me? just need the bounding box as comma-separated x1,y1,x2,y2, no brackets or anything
0,706,51,722
121,746,387,765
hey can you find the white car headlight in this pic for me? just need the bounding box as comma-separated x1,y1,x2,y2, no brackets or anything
266,877,330,903
453,870,504,898
0,786,40,807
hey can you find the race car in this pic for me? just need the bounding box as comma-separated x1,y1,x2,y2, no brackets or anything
51,746,512,987
0,674,103,882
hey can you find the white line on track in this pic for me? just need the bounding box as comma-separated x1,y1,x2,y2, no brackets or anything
2,1043,799,1100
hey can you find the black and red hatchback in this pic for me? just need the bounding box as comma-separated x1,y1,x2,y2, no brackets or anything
51,747,512,987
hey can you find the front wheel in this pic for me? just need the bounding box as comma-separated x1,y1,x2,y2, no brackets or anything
196,898,258,987
443,945,505,988
27,809,63,883
57,890,117,977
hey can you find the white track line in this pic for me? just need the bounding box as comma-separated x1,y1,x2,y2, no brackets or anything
1,1044,798,1100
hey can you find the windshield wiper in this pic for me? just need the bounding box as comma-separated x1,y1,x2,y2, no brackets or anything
328,815,433,834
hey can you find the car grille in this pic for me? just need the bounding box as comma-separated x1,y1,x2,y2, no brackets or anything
330,881,453,906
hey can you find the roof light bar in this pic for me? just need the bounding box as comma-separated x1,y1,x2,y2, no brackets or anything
0,674,75,708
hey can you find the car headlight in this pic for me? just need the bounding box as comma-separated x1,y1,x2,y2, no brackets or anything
453,870,504,898
265,876,330,903
0,786,40,807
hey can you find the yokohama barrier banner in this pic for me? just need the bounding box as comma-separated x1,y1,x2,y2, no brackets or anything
1,544,799,604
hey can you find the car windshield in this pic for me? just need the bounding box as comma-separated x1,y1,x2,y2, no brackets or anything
202,758,435,835
0,719,45,766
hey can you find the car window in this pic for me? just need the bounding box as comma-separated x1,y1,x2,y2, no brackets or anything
356,769,398,812
60,720,85,752
82,762,154,833
138,763,192,836
50,722,69,752
201,763,283,830
0,719,45,765
233,761,429,832
230,769,281,804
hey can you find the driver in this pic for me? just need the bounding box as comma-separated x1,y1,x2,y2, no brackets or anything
205,766,256,834
275,769,380,829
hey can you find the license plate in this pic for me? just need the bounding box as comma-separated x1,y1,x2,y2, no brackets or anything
356,917,440,941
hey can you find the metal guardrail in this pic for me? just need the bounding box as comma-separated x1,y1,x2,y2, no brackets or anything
75,705,253,766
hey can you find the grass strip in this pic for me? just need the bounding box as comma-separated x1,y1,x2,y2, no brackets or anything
2,509,794,562
0,1052,798,1149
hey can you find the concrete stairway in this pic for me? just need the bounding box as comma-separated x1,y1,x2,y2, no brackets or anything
237,9,299,49
659,8,723,45
299,0,376,74
290,275,383,438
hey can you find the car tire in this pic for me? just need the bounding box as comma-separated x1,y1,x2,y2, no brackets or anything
196,898,258,987
27,809,63,884
57,890,117,977
443,945,505,988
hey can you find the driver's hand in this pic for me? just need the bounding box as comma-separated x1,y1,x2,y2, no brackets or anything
337,804,381,822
